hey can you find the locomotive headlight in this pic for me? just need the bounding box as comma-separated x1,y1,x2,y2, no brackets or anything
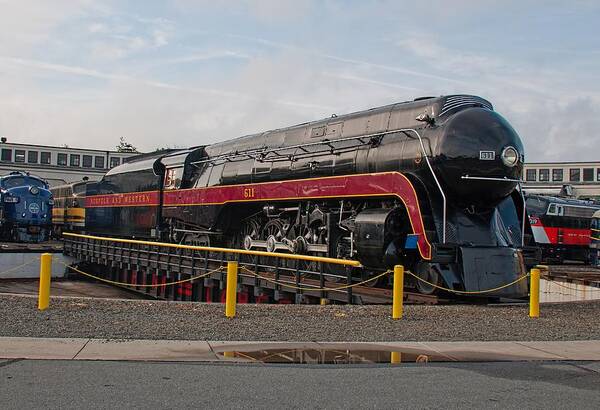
48,199,54,205
501,146,519,167
29,186,39,195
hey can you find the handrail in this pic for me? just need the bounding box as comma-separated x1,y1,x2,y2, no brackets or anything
404,128,447,243
517,182,526,247
62,232,362,267
190,127,426,166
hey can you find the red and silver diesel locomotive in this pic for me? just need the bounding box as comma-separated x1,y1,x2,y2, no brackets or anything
526,194,600,263
83,95,538,297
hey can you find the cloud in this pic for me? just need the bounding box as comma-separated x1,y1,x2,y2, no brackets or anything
173,0,315,22
0,0,598,164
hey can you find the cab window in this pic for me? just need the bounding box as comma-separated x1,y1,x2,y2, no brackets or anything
164,167,183,189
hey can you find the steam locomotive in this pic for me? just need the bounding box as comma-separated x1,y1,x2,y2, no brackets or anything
0,171,53,242
84,95,538,297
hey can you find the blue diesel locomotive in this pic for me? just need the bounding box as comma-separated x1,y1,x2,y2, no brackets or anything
0,171,53,242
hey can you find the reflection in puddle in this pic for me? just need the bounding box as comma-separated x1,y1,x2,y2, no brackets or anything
218,349,443,364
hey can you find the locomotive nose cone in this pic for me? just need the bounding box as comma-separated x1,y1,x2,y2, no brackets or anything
437,107,524,206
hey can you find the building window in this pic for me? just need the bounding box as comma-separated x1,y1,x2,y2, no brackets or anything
94,156,105,168
28,151,38,163
82,155,93,168
525,169,536,181
570,168,581,182
57,153,67,166
110,157,120,168
1,148,11,161
583,168,594,182
552,169,563,182
597,168,600,182
15,149,25,163
41,152,51,164
539,169,549,182
70,154,80,167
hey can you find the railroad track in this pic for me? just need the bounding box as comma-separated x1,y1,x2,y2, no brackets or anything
543,264,600,286
63,235,449,305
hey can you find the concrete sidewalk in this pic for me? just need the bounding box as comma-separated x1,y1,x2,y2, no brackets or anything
2,337,600,363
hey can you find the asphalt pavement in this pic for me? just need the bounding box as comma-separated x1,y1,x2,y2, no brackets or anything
1,359,599,409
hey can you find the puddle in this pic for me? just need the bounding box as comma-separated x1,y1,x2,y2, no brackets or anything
216,348,446,364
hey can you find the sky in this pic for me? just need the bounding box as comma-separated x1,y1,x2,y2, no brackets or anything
0,0,599,161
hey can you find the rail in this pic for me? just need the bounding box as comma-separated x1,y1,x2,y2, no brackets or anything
407,128,447,243
62,232,361,267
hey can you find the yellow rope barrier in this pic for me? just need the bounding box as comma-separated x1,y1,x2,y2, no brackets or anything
62,262,226,288
239,265,391,292
405,270,530,295
63,232,361,267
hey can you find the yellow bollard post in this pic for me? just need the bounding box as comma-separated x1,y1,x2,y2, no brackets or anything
529,268,540,318
38,253,52,311
392,265,404,319
390,351,401,364
225,261,238,318
320,298,328,305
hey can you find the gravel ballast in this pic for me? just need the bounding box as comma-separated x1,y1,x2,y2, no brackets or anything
1,295,599,342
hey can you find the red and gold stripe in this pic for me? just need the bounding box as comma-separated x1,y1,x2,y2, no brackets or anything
84,172,433,259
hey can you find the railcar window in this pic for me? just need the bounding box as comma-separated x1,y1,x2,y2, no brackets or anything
1,148,11,161
539,169,549,182
2,177,26,188
70,154,80,167
525,197,547,214
15,150,25,162
525,169,536,181
28,151,38,163
570,168,581,182
95,156,105,168
110,157,120,168
41,152,51,164
83,155,93,168
164,167,183,189
552,169,563,182
547,204,557,215
583,168,594,182
28,179,46,188
57,153,67,166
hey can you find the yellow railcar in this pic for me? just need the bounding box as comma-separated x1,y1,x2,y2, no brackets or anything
50,181,87,235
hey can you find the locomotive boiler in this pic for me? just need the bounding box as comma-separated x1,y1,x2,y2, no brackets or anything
84,95,538,297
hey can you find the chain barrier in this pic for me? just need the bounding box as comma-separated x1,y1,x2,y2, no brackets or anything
0,256,40,277
239,265,392,292
62,262,226,288
405,270,530,295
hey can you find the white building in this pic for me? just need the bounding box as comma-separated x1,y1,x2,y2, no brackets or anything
522,161,600,200
0,140,139,186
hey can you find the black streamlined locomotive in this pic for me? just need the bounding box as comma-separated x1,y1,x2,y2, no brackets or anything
0,171,53,242
84,95,538,297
